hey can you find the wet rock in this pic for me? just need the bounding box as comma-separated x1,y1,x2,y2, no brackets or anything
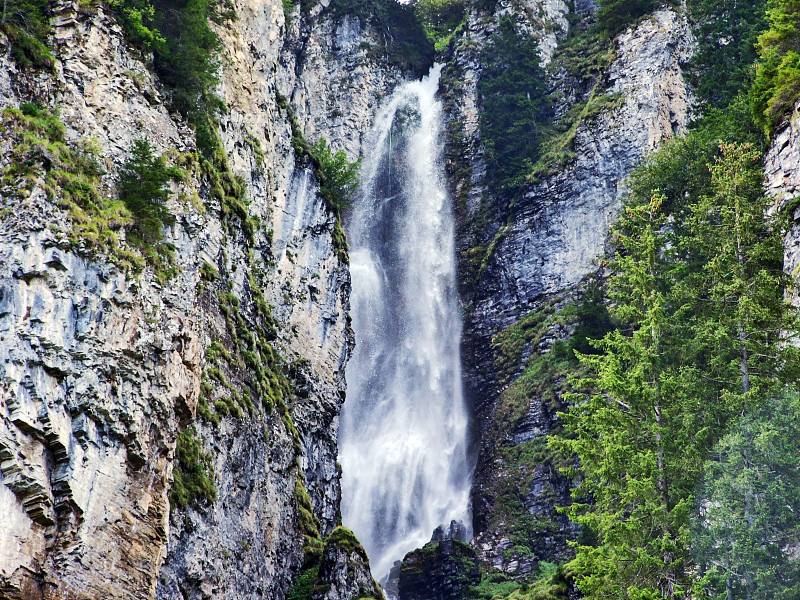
314,527,382,600
398,539,481,600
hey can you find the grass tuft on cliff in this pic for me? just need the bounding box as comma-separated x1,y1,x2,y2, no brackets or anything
1,0,55,70
0,104,189,280
170,426,216,509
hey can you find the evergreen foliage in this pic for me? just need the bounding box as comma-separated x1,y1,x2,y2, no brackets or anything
478,17,551,197
752,0,800,131
555,193,696,599
117,138,180,245
552,117,799,596
558,280,614,359
684,142,797,401
327,0,434,77
693,393,800,600
117,138,182,278
0,0,54,69
687,0,767,109
594,0,655,36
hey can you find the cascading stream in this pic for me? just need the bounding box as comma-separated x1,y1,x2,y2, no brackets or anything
339,64,472,582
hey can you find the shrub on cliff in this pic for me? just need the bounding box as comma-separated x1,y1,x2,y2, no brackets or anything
1,0,54,69
309,138,360,213
117,138,181,245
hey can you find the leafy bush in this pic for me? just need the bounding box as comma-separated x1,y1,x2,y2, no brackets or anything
478,17,552,197
107,0,165,49
1,0,54,69
309,138,360,213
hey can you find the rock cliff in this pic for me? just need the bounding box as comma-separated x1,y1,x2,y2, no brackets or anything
440,0,694,579
0,0,407,598
764,99,800,308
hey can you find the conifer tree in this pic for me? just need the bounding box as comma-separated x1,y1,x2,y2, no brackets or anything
693,393,800,600
686,143,797,408
554,194,696,599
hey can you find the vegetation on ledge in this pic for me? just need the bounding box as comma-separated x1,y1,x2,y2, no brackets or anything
1,0,54,69
1,104,182,281
170,426,216,509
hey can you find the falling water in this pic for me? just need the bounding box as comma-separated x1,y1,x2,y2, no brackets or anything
339,64,472,581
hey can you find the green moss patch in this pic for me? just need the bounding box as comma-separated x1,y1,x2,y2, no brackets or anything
170,426,216,509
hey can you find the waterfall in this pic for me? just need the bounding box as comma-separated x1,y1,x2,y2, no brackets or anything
339,64,472,582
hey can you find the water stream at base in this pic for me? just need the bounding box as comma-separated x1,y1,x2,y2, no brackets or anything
339,64,472,582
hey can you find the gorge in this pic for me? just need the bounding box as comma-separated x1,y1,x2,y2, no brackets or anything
1,0,800,599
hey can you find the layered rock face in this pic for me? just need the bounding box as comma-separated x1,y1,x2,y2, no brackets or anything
764,100,800,307
441,1,694,576
398,539,481,600
0,0,406,598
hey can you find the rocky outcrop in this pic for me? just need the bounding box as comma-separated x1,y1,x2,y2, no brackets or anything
0,0,409,598
398,539,481,600
314,527,382,600
764,99,800,306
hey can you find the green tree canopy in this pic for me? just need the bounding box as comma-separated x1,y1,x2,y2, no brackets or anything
693,393,800,600
478,16,551,197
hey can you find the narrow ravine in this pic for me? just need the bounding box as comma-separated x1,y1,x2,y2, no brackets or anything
339,64,472,583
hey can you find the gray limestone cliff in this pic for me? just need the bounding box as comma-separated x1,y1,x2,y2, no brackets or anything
0,0,407,598
765,98,800,309
439,0,694,578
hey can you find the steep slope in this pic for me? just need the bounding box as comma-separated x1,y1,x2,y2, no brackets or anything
440,0,694,578
0,0,413,598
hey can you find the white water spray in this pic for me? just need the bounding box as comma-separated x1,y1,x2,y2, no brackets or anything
339,64,472,581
